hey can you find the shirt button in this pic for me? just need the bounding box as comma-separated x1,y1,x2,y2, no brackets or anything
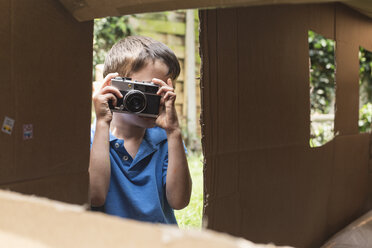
123,155,129,161
115,143,120,148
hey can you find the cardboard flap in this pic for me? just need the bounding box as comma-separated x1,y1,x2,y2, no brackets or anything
58,0,372,22
0,190,292,248
321,210,372,247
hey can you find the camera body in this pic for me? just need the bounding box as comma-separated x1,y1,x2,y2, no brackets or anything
109,77,161,118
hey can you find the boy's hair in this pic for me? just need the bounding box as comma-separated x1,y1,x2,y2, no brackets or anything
103,36,180,81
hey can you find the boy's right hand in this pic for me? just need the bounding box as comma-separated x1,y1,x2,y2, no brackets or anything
93,73,123,124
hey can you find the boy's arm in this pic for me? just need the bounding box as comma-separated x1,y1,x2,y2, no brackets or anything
165,128,192,210
89,120,111,207
153,78,192,210
89,73,122,207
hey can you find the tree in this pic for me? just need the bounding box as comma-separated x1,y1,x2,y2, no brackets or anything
93,16,134,77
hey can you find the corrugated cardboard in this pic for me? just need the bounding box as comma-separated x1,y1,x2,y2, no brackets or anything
1,0,372,247
321,209,372,247
0,0,93,203
58,0,372,22
200,3,372,247
0,190,291,248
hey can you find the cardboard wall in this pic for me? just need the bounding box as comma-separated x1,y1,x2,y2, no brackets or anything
200,3,372,247
0,0,93,205
58,0,372,22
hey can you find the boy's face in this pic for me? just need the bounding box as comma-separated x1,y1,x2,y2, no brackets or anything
131,59,169,83
114,60,169,128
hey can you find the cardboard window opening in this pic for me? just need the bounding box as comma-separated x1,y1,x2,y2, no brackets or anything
308,30,336,148
358,47,372,134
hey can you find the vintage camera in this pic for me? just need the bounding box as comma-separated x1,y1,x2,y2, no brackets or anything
109,77,161,118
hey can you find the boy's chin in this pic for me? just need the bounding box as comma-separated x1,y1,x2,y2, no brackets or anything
114,112,157,128
138,117,157,128
129,114,157,127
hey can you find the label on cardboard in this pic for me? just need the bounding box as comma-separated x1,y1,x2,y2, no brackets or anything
23,124,33,140
1,116,15,135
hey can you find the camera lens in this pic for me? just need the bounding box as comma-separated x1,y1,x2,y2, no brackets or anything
124,90,146,113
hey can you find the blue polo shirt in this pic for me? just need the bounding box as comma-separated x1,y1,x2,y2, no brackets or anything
90,125,177,224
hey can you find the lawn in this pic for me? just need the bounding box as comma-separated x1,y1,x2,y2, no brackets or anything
174,152,204,229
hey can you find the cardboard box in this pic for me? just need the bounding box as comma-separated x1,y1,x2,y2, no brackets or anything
0,190,291,248
2,0,372,247
199,3,372,247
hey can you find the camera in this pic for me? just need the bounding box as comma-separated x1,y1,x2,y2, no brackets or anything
108,77,161,118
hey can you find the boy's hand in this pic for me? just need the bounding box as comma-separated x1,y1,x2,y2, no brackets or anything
93,73,123,124
152,78,180,134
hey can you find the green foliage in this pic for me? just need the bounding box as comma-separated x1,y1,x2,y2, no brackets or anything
309,122,333,147
359,103,372,133
308,30,335,147
359,48,372,132
175,152,203,229
309,32,372,145
308,30,335,115
359,48,372,106
93,16,134,73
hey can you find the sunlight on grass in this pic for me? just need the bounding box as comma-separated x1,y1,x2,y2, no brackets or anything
175,152,203,229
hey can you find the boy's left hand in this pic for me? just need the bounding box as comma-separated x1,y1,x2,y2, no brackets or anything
152,78,179,134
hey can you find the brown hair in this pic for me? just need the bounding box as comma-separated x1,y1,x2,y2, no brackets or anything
103,36,180,81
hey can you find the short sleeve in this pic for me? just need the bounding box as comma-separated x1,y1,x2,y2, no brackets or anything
162,151,169,188
90,123,95,150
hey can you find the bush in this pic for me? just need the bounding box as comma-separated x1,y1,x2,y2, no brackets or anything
359,103,372,133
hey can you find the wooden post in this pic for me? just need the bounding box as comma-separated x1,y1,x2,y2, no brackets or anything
185,9,197,141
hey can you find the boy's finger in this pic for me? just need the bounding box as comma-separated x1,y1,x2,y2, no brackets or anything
101,72,119,89
100,86,123,98
164,91,176,101
159,96,165,107
105,93,117,107
152,78,167,87
157,85,174,95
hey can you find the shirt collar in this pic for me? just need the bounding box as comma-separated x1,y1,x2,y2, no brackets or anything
130,127,167,167
109,130,118,142
144,127,167,146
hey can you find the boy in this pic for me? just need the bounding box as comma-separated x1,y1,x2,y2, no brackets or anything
90,36,192,224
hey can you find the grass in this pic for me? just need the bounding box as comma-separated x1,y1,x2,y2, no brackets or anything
175,152,204,229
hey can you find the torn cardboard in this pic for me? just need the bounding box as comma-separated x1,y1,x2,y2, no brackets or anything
0,190,291,248
321,209,372,247
200,3,372,247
